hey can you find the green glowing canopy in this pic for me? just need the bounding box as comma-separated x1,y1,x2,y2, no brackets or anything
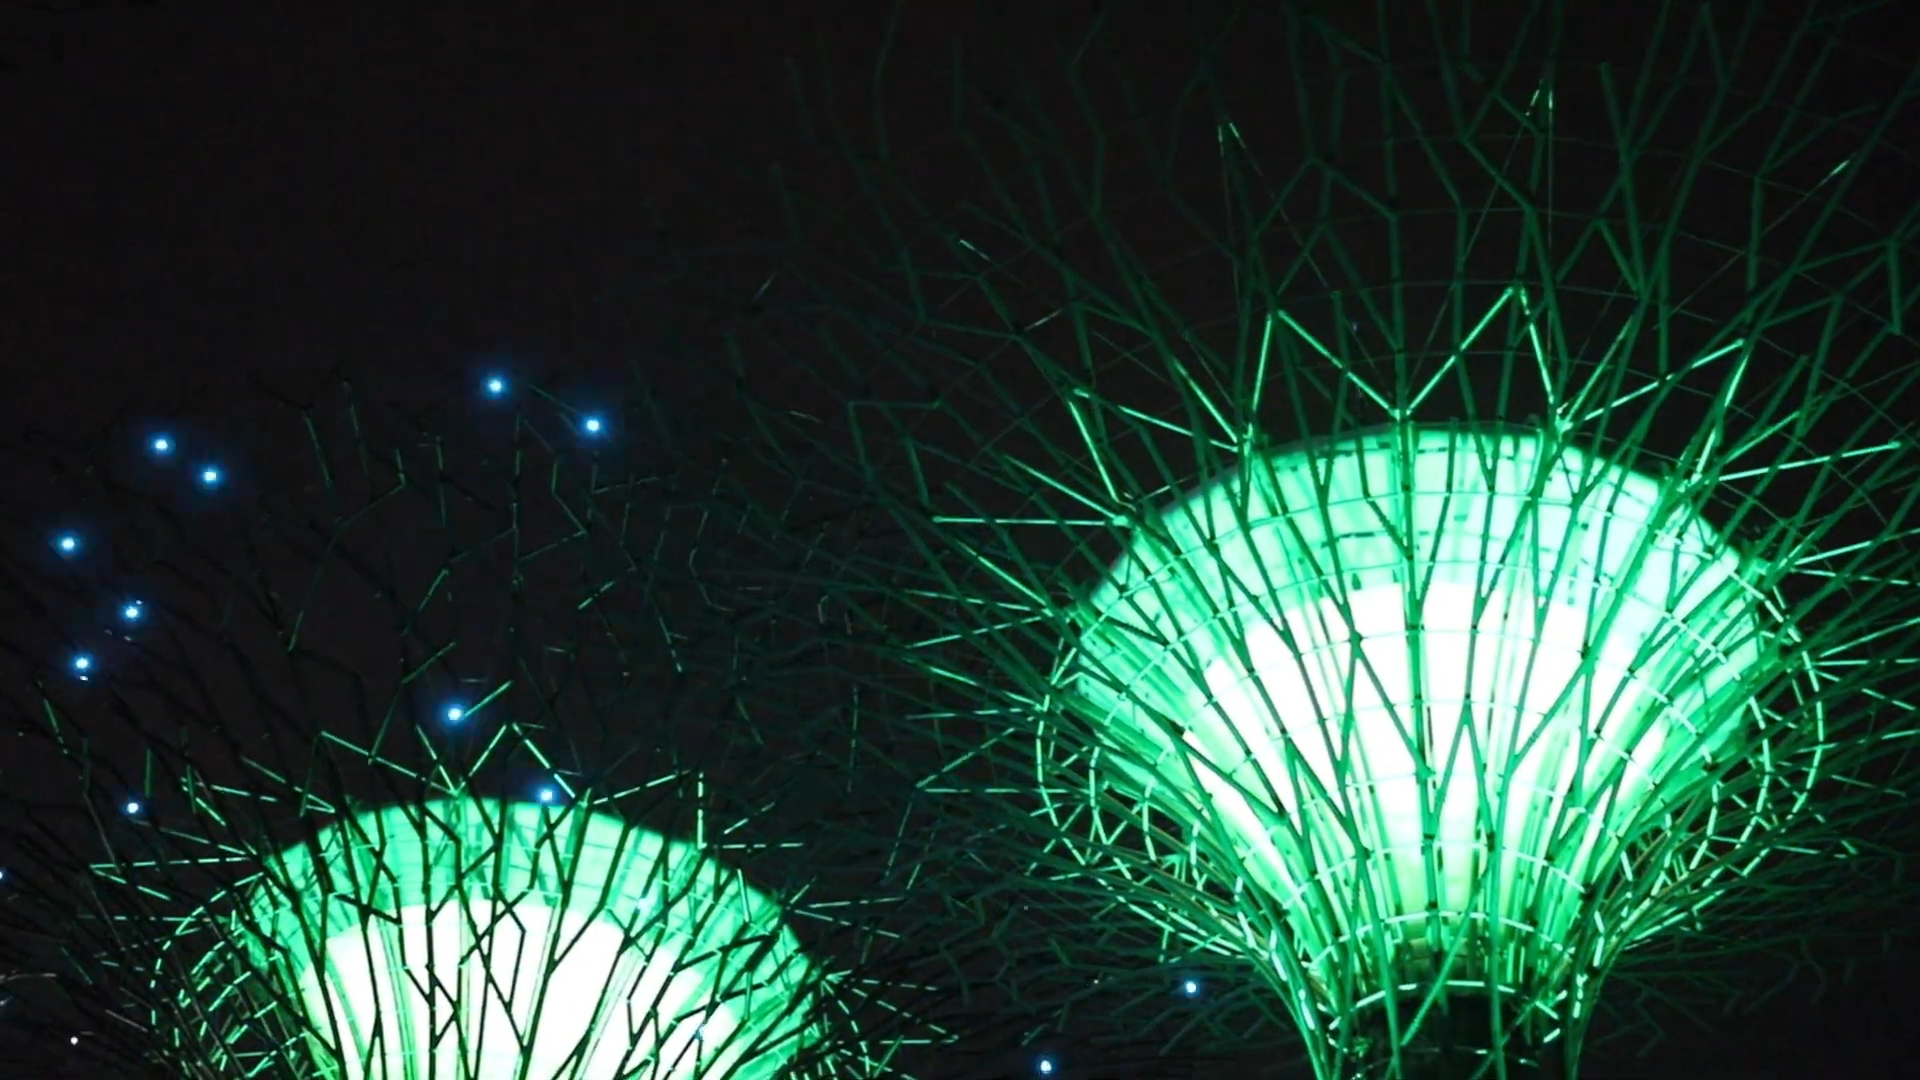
1068,425,1796,1028
202,797,817,1080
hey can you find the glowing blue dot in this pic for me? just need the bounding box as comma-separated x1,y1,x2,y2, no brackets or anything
484,376,507,397
70,653,93,674
581,416,604,435
444,705,466,723
1183,979,1199,996
198,465,223,488
54,533,80,556
150,435,173,455
538,786,556,804
121,602,144,622
1038,1058,1055,1076
124,800,141,815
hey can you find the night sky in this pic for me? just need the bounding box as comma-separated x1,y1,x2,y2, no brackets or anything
4,3,1920,1077
3,3,806,425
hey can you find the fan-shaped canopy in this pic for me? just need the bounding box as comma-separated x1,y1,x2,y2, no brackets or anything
1069,425,1811,1036
184,797,818,1080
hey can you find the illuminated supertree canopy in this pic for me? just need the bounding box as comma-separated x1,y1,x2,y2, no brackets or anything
195,797,817,1080
0,371,960,1078
722,3,1920,1077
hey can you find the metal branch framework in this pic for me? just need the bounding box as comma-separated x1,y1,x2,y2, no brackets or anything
2,5,1919,1080
0,375,955,1079
727,4,1920,1077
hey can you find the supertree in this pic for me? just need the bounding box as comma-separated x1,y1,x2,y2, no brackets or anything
0,361,962,1079
720,3,1920,1077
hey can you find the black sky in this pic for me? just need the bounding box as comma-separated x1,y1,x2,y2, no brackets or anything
4,3,1920,1077
2,3,844,428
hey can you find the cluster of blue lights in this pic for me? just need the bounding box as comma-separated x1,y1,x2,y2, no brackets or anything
8,371,627,1057
42,427,237,683
38,376,603,791
52,370,599,684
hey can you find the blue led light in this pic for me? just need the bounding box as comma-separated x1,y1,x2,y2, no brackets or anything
444,705,466,723
121,601,144,622
1037,1058,1055,1076
484,375,507,397
1183,978,1200,996
538,786,557,804
581,415,604,435
198,465,224,488
124,799,142,816
54,533,80,556
150,435,174,455
70,652,94,677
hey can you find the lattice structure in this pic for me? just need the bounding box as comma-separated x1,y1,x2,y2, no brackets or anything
727,4,1920,1077
0,372,953,1078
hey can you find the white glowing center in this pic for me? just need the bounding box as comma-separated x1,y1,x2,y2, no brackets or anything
222,802,815,1080
298,898,740,1080
1074,427,1773,986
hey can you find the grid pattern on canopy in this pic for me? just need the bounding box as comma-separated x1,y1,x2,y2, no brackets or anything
1067,426,1808,1048
175,798,818,1080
